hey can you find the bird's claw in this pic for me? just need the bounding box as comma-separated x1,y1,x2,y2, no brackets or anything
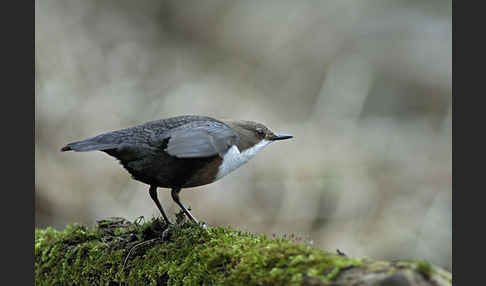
161,228,171,240
199,222,208,230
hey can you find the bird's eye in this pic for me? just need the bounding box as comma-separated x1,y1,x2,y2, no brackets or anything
256,129,265,136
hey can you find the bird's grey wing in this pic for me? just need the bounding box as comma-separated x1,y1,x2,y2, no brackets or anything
62,115,219,153
164,121,239,158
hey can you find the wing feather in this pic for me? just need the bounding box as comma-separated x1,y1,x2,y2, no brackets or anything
164,121,238,158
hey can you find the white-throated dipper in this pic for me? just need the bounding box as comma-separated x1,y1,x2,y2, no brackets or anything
61,115,292,225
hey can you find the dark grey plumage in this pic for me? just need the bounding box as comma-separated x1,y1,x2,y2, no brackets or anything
61,115,292,225
62,115,227,154
62,116,235,188
165,120,238,158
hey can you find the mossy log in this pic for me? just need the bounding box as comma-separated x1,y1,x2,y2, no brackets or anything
35,216,452,286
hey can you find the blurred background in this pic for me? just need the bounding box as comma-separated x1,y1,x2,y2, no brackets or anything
35,0,452,271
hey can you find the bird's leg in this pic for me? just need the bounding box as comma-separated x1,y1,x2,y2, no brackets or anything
171,188,200,224
149,185,172,225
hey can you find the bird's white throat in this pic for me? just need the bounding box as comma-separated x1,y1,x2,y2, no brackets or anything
215,139,271,180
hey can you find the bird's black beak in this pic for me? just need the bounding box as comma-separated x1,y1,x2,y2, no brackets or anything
269,133,293,141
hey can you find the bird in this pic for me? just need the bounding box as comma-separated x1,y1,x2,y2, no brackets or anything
61,115,293,225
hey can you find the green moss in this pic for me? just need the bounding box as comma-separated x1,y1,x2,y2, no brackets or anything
35,223,124,285
35,217,362,286
35,218,454,285
37,218,456,286
415,260,433,279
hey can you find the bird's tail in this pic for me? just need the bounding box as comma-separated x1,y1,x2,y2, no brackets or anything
61,133,121,152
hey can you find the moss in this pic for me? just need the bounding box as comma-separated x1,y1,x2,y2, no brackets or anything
390,260,452,284
35,217,362,285
35,223,125,285
35,217,451,286
415,260,433,279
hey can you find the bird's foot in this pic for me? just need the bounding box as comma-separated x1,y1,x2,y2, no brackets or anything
198,222,208,230
155,217,172,231
161,227,172,241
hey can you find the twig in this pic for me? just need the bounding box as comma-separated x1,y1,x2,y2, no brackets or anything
119,238,161,286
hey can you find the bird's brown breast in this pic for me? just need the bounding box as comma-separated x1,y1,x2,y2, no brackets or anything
181,156,223,188
105,147,223,189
